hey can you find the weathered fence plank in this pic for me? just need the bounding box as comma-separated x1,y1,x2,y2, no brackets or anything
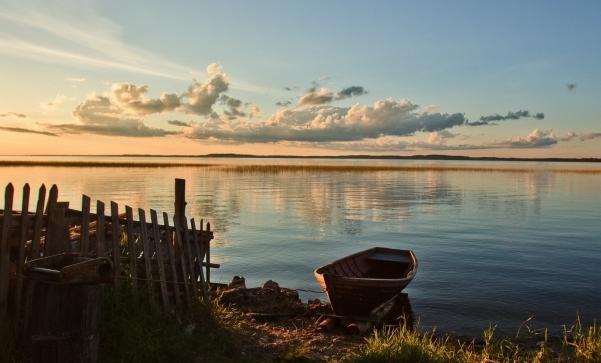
206,222,211,284
44,185,59,255
31,184,46,259
125,206,137,292
96,201,105,257
14,183,30,318
110,201,121,288
191,219,209,301
163,212,181,306
151,210,169,308
173,215,191,304
0,183,14,322
80,195,91,256
138,209,155,301
181,217,199,300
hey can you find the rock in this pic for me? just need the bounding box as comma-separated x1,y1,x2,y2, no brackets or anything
228,275,246,289
262,280,279,291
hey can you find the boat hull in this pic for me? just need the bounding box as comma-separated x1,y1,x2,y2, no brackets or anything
314,247,417,316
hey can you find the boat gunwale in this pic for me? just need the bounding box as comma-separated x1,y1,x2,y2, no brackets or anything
313,247,418,282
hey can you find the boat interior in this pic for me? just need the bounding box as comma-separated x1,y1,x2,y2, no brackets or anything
320,249,414,279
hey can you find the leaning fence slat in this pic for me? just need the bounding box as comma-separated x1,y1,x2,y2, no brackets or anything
163,212,181,306
191,219,209,301
96,201,105,257
125,206,137,292
181,217,199,299
31,184,46,259
44,185,59,255
110,201,121,288
0,183,14,322
206,222,211,284
151,210,169,308
173,215,191,304
80,195,91,256
15,184,30,318
139,209,155,301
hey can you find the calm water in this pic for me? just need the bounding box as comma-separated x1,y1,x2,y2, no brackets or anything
1,157,600,336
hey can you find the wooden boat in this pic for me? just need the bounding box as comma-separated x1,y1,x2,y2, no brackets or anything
314,247,417,316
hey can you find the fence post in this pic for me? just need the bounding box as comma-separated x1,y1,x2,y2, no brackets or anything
0,183,14,324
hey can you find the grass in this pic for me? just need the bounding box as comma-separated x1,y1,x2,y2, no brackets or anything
344,319,601,363
97,286,273,363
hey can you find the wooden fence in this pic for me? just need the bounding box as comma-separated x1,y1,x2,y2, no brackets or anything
0,179,215,330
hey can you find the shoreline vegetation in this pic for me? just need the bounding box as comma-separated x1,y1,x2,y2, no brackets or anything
0,160,601,174
11,153,601,162
96,286,601,363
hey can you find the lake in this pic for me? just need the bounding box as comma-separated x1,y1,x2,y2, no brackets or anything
1,156,600,336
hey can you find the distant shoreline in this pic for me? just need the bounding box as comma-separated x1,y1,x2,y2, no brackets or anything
6,153,601,163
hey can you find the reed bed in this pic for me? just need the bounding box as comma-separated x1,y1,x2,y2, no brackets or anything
1,160,601,174
345,319,601,363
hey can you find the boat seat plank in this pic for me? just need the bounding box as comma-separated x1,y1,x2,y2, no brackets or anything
367,253,411,264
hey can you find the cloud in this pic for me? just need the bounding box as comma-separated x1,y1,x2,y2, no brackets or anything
298,87,334,106
167,120,191,127
567,83,576,91
180,63,229,115
427,130,455,145
219,94,246,120
495,128,557,148
46,94,175,137
41,94,67,109
0,126,57,136
559,131,601,142
470,110,545,126
336,86,368,100
276,100,292,107
111,83,180,115
66,77,86,82
0,112,26,118
185,98,466,143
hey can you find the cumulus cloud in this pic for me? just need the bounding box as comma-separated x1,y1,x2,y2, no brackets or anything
0,112,26,118
180,63,229,115
66,77,86,83
298,87,334,106
427,130,455,145
219,94,246,120
185,99,466,143
46,94,175,137
0,126,57,136
336,86,367,100
111,83,180,115
495,129,557,148
468,110,545,126
167,119,191,127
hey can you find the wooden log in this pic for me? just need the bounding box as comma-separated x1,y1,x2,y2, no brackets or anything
110,202,121,288
80,195,91,256
31,185,46,259
190,219,208,301
163,212,181,306
138,209,154,301
96,201,105,257
173,215,191,304
125,206,137,292
181,217,199,300
150,210,169,308
0,183,14,323
15,183,30,319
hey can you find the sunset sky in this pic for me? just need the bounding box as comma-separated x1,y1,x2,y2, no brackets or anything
0,0,600,157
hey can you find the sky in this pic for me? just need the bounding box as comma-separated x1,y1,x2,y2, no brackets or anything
0,0,600,157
